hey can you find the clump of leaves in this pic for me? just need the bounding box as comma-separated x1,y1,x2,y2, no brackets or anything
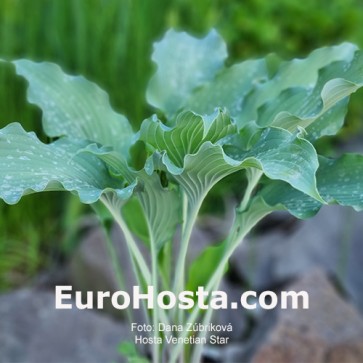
1,29,363,363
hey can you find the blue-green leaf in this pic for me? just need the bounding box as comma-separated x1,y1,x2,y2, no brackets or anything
140,110,323,207
260,154,363,218
78,142,180,250
258,180,322,219
318,154,363,210
136,171,180,250
258,51,363,140
226,127,323,201
146,29,227,118
0,123,133,205
12,60,134,154
140,108,236,167
181,40,357,136
240,43,357,127
185,59,268,121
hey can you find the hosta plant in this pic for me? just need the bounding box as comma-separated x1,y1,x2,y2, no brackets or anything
2,29,363,363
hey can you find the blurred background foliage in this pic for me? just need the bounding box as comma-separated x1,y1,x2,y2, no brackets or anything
1,0,363,290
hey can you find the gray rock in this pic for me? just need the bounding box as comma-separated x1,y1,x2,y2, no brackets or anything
0,287,131,363
231,205,363,312
252,270,363,363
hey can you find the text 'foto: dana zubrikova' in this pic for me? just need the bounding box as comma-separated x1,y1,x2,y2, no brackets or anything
2,28,363,363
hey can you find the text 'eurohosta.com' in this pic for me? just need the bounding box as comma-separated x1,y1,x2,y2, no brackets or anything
55,285,309,310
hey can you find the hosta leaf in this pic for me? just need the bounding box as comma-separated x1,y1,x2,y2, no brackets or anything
260,154,363,218
136,171,181,250
240,42,357,127
146,29,227,118
140,110,322,207
258,50,363,140
318,154,363,210
79,143,135,182
0,123,133,205
140,110,237,206
12,60,134,154
185,59,268,121
174,130,322,204
79,143,180,250
304,99,349,142
161,142,241,207
257,180,322,219
122,197,150,245
181,41,356,133
225,127,322,201
140,109,236,167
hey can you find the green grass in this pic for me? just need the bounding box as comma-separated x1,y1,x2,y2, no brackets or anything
1,0,363,290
